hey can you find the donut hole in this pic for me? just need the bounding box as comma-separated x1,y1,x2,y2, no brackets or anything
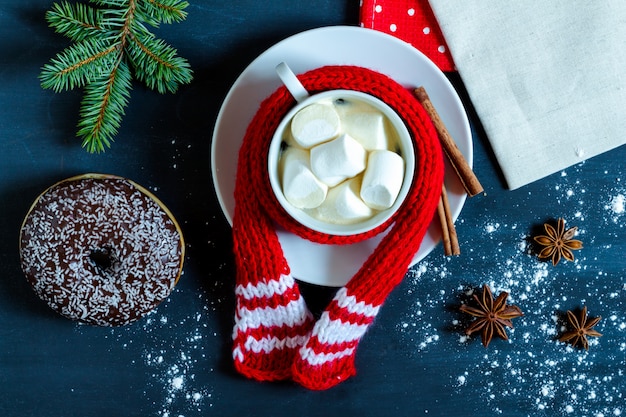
89,247,114,272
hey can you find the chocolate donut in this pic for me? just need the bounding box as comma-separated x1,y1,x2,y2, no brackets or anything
19,173,185,326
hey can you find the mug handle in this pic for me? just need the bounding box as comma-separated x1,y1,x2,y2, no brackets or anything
276,62,310,103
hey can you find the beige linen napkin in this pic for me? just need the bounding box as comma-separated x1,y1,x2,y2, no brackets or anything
428,1,626,189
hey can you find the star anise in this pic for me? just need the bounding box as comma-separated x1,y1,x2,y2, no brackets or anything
459,284,524,347
558,306,602,350
533,218,583,266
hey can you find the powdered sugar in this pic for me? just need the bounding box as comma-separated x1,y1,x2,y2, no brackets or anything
397,165,625,416
130,292,216,416
399,240,624,416
607,194,625,216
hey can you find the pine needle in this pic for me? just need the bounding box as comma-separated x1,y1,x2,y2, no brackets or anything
40,0,193,152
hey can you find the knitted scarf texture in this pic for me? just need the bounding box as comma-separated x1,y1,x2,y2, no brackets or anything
232,65,444,390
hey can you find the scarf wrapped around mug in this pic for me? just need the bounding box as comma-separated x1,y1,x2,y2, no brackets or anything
232,65,444,390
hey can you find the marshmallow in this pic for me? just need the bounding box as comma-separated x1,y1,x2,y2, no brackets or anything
310,133,367,187
313,177,373,224
342,111,389,150
281,148,328,209
290,103,341,148
360,150,405,210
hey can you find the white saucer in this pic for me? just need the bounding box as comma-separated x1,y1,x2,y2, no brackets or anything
211,25,472,287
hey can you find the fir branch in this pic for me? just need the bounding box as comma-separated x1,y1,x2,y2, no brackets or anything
78,58,132,153
40,0,193,152
46,2,108,41
141,0,189,24
127,30,192,93
40,39,119,92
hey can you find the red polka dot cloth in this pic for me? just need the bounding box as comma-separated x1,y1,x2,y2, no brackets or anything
360,0,455,72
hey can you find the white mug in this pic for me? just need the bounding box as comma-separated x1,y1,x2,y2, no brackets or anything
268,62,415,236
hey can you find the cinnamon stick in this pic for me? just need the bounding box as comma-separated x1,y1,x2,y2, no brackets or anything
414,86,484,197
437,196,452,256
437,184,461,256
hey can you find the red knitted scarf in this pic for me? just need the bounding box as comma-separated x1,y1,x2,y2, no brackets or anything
232,65,444,390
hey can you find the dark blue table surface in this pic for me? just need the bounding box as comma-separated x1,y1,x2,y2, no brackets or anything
1,2,624,416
